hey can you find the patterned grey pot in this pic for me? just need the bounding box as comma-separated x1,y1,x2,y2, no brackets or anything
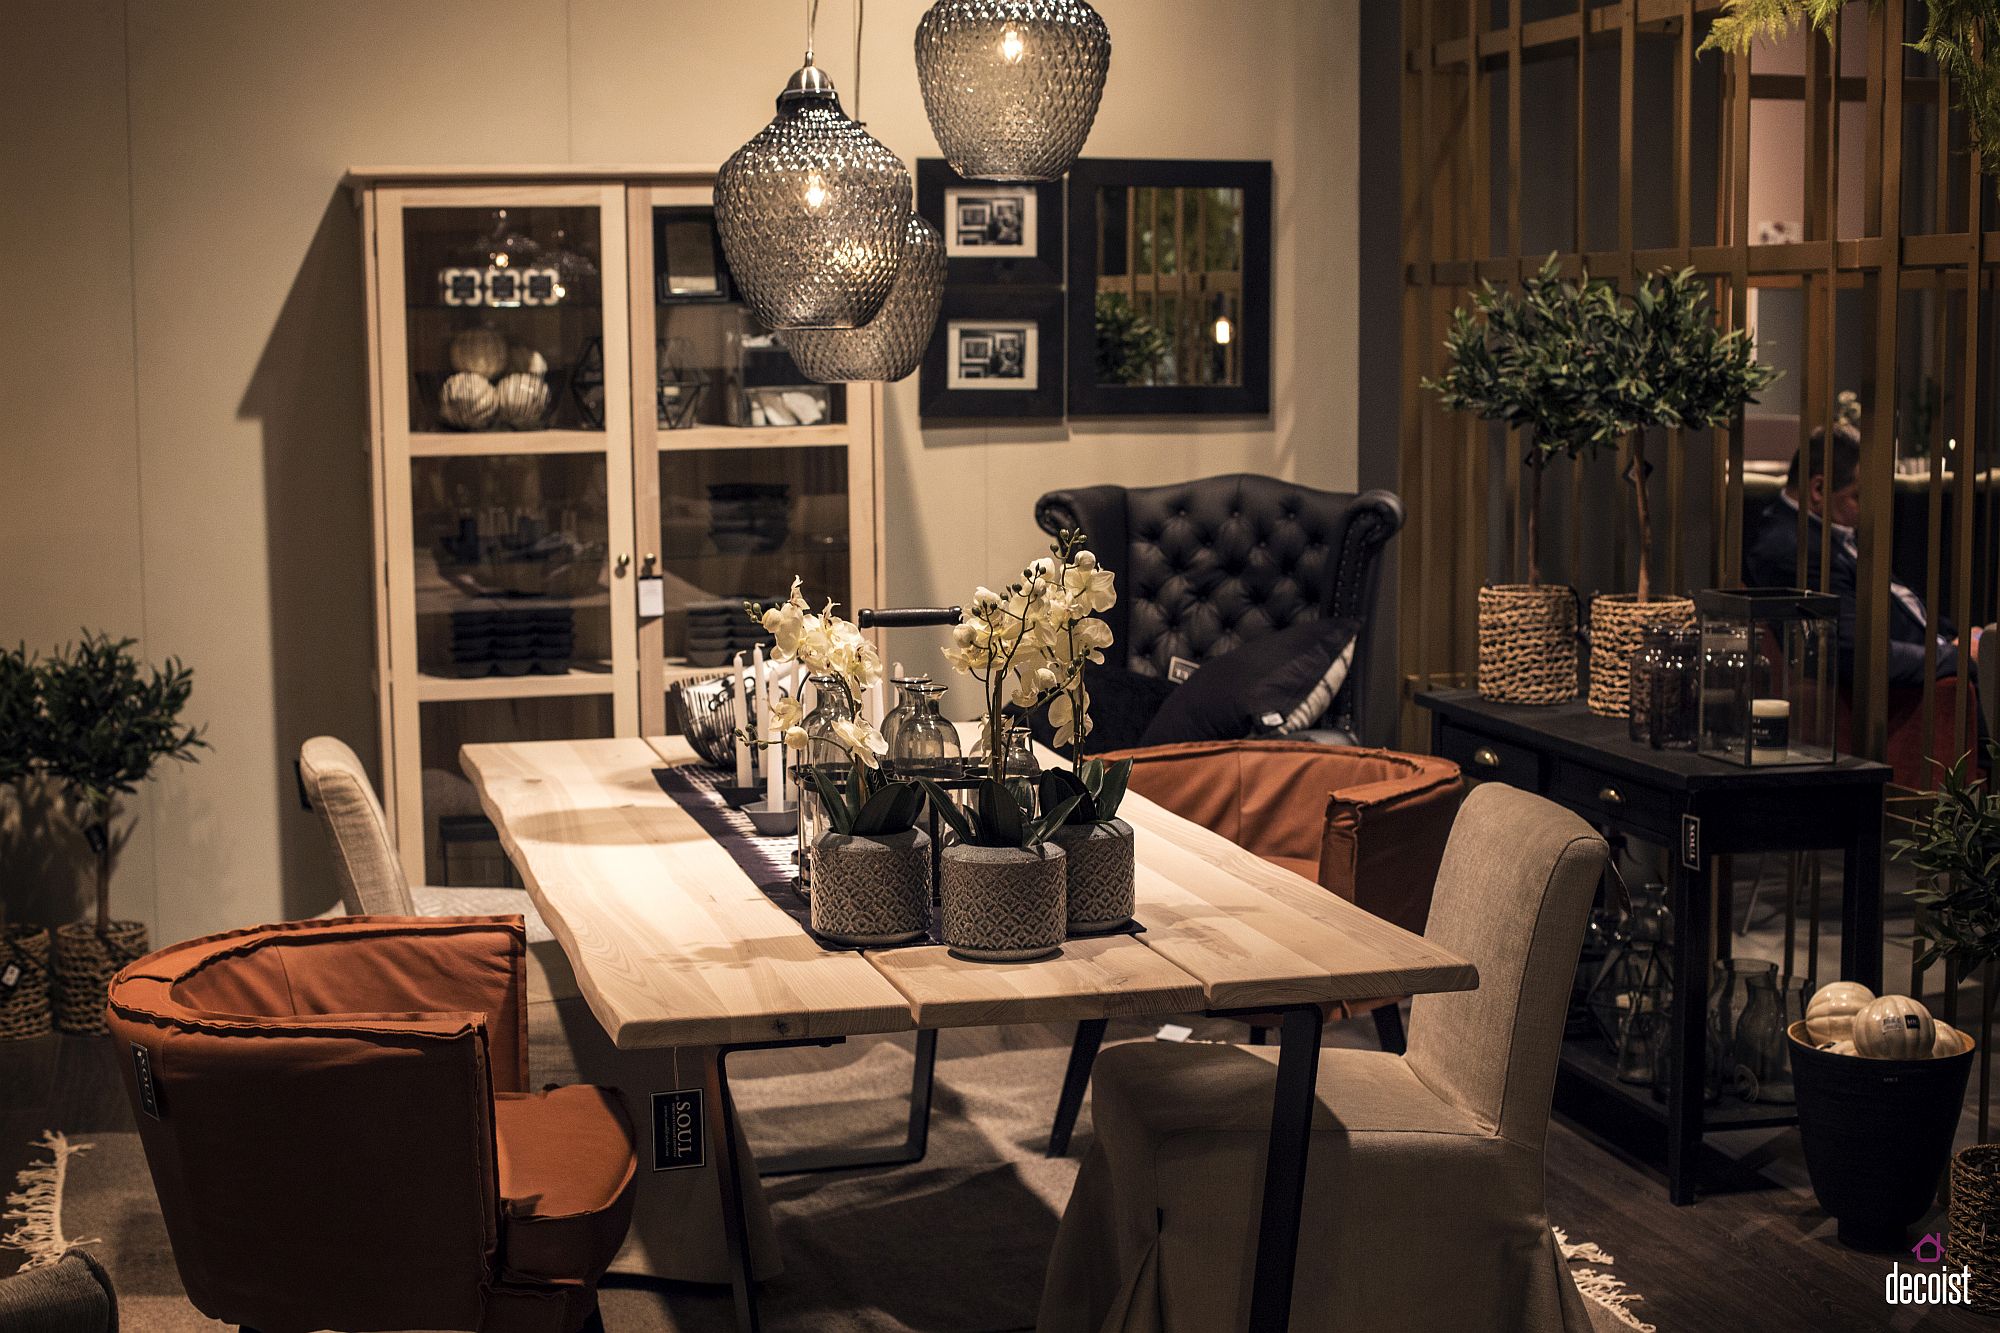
939,842,1067,963
809,828,933,947
1054,819,1135,934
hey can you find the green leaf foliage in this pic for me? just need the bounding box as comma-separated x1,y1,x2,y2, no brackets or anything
1095,293,1171,387
810,762,922,838
1622,267,1780,432
35,633,206,825
1040,757,1133,827
0,646,39,787
916,776,1079,849
1891,743,2000,974
1422,255,1641,462
1702,2,2000,173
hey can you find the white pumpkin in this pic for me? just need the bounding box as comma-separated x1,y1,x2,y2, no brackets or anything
449,326,509,378
1851,994,1935,1060
508,344,549,377
494,372,551,429
1804,980,1875,1045
438,372,499,430
1933,1021,1968,1059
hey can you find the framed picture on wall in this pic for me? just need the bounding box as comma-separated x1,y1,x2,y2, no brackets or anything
918,160,1063,286
921,287,1065,419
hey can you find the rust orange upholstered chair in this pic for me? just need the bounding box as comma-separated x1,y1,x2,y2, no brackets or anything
1046,739,1464,1155
105,915,637,1333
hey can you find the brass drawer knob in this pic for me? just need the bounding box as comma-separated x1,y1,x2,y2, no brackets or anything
1598,786,1624,806
1472,747,1501,769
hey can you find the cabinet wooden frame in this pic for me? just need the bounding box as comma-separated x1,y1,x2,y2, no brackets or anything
349,167,885,882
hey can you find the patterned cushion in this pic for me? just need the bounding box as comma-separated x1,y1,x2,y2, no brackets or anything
411,885,554,945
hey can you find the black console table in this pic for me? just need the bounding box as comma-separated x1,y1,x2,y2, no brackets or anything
1417,689,1892,1205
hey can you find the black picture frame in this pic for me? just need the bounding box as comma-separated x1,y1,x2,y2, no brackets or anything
1065,159,1273,418
653,207,734,304
917,160,1064,287
920,287,1065,420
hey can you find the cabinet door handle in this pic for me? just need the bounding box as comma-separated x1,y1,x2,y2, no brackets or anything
1472,747,1501,769
1598,786,1624,806
614,553,631,577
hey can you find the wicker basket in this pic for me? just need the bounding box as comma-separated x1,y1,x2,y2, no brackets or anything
1950,1144,2000,1313
0,925,53,1042
1476,584,1579,705
1586,594,1695,718
53,921,149,1035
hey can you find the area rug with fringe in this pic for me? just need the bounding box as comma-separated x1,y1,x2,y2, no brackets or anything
2,1020,1654,1332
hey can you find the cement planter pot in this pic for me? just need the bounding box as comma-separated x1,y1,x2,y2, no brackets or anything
808,828,933,947
939,842,1067,963
0,925,53,1042
54,920,149,1035
1053,819,1134,934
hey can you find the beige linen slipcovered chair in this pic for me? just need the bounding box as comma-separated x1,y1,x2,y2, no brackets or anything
1037,782,1609,1332
296,735,782,1288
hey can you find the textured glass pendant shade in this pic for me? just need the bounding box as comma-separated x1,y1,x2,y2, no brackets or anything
715,64,913,330
915,0,1111,182
782,215,945,382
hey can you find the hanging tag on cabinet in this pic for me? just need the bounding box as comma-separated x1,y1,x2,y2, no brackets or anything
637,554,665,620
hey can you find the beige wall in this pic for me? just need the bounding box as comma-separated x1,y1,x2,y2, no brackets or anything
0,0,1360,942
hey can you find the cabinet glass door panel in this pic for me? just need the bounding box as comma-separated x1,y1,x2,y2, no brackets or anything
658,446,850,669
411,454,614,682
403,205,606,433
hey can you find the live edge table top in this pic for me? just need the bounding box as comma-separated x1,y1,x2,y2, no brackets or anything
460,737,1477,1051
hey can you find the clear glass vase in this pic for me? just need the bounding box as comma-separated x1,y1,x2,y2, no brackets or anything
881,676,931,761
796,674,856,890
1707,957,1776,1102
1730,972,1807,1104
890,681,962,778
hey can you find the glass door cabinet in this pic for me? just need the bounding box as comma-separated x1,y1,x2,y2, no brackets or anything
351,169,883,883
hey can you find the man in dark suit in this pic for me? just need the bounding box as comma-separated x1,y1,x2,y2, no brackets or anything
1742,423,1957,688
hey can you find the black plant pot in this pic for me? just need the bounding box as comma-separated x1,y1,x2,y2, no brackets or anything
1788,1021,1973,1251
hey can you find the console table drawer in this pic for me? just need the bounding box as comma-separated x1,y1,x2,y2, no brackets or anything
1436,723,1542,790
1549,758,1675,837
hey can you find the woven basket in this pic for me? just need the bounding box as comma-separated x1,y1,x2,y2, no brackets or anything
1950,1145,2000,1312
1587,594,1695,718
0,925,53,1042
1477,584,1579,705
54,921,149,1035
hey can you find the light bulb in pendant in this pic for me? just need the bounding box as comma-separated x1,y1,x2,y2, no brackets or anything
805,174,830,210
1001,26,1026,63
1213,316,1233,346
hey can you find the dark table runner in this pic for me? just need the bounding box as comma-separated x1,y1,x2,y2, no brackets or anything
652,765,1143,955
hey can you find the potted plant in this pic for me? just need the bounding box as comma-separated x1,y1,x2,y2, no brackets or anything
36,633,205,1034
1030,529,1138,934
1890,744,2000,1285
0,645,52,1042
1425,256,1635,705
1587,266,1779,716
921,556,1087,962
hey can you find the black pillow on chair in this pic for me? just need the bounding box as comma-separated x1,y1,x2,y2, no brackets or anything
1136,618,1360,747
1026,662,1181,755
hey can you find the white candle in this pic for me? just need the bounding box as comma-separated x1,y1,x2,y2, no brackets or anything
731,652,752,787
865,678,884,728
751,645,768,780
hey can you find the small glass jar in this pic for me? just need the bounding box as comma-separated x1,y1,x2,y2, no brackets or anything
1630,626,1699,750
1000,724,1041,812
880,675,931,760
891,681,963,777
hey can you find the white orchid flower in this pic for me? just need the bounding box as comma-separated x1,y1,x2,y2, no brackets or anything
831,718,888,769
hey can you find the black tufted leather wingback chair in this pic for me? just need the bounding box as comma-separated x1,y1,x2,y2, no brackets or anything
1035,474,1404,743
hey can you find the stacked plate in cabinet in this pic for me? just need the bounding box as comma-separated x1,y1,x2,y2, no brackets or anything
450,600,575,676
685,596,779,668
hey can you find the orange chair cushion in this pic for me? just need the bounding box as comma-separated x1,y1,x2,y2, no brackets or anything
494,1085,638,1288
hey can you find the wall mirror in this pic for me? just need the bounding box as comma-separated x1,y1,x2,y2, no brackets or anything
1066,159,1271,417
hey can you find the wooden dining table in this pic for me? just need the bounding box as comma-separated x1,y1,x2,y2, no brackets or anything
463,735,1477,1333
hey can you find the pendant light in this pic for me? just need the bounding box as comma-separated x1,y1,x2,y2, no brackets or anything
783,3,946,382
915,0,1112,183
715,0,912,330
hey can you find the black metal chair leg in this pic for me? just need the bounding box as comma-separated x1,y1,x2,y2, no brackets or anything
1248,1025,1270,1045
757,1029,939,1176
1370,1003,1407,1054
1247,1005,1324,1333
1046,1018,1109,1157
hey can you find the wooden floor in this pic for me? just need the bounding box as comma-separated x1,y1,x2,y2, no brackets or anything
1,1024,1988,1331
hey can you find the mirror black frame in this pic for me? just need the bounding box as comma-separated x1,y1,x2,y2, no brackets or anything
1065,158,1272,418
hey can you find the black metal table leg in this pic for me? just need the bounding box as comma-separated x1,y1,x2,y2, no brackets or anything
1665,850,1711,1207
758,1029,940,1176
1246,1004,1323,1333
1842,806,1885,994
704,1047,761,1333
1047,1018,1108,1157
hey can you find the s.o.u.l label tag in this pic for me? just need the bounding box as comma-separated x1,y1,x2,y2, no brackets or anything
651,1089,705,1171
131,1041,161,1119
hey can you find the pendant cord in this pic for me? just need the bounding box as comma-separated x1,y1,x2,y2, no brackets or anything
853,0,866,117
805,0,820,64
